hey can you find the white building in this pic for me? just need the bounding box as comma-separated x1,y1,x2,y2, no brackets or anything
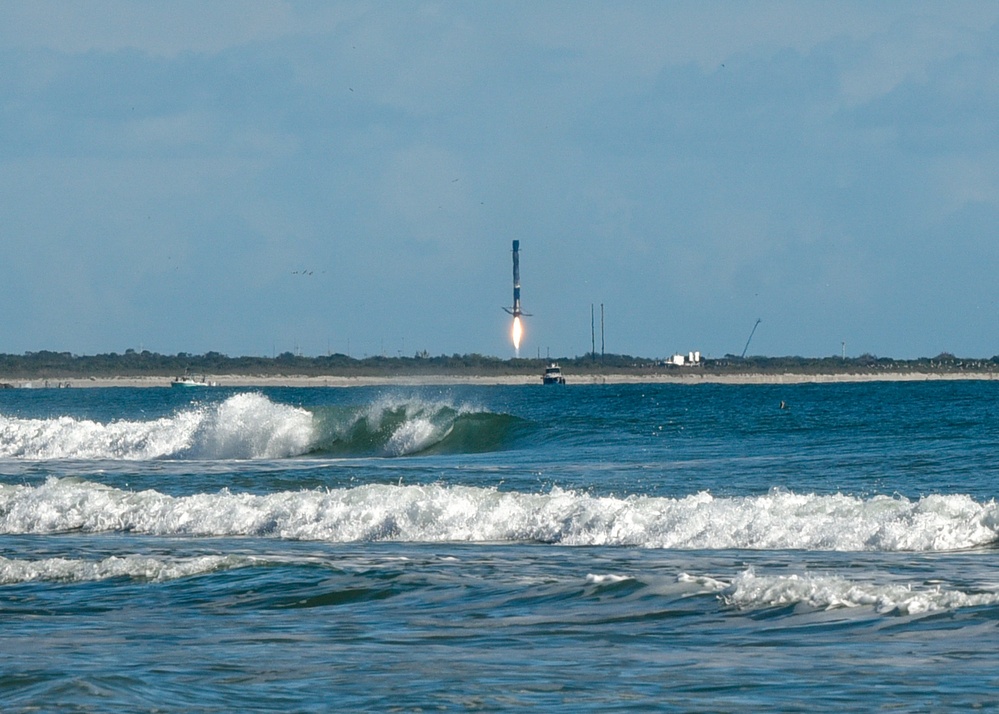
667,351,702,367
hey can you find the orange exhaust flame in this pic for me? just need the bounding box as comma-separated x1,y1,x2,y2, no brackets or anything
511,316,523,354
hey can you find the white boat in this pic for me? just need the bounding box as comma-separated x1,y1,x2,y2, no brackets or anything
170,374,218,387
542,363,566,385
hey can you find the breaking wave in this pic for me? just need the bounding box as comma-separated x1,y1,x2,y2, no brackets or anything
0,393,312,460
310,396,523,456
0,554,250,584
2,480,997,552
0,393,522,460
680,569,999,615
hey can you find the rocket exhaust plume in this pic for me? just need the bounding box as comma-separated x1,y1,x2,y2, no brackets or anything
503,240,529,354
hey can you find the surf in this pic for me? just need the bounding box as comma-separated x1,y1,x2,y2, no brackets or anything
0,393,312,460
0,553,250,584
0,393,524,460
694,568,999,615
2,479,997,552
309,396,525,457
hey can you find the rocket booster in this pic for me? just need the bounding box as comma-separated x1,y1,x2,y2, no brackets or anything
503,240,529,317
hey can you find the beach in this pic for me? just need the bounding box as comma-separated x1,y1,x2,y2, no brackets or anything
7,370,998,389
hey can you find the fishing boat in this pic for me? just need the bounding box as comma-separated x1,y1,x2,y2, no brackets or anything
542,363,566,385
170,374,218,388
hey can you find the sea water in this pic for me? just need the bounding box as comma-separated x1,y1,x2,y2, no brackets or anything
1,381,998,711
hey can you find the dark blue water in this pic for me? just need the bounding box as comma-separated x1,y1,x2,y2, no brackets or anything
2,382,998,711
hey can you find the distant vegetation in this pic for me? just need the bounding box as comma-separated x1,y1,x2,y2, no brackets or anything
0,349,997,379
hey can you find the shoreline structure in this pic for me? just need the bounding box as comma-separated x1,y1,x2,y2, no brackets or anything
6,372,998,388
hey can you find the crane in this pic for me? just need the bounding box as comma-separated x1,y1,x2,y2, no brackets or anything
741,318,761,358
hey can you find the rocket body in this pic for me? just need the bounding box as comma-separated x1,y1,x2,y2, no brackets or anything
504,240,527,317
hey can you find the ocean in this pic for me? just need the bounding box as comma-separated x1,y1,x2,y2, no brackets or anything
1,380,998,711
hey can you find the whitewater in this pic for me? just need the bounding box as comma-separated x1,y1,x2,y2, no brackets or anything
2,381,999,711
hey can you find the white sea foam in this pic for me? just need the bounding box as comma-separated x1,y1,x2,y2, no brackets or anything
0,412,199,460
586,573,633,584
0,393,314,460
384,417,442,456
360,395,476,456
186,392,314,459
0,554,249,584
0,394,493,460
716,569,999,615
1,479,997,552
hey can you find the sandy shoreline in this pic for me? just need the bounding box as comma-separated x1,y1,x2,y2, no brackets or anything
3,371,997,388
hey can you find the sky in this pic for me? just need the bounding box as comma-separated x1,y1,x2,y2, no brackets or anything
2,1,999,360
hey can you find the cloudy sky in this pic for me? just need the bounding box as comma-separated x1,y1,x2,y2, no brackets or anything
2,2,999,360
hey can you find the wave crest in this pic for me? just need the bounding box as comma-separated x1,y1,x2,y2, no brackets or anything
716,569,999,615
0,394,519,460
0,393,312,460
311,396,522,456
2,480,997,552
0,554,249,584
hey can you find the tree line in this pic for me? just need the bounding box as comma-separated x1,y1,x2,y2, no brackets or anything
0,349,997,379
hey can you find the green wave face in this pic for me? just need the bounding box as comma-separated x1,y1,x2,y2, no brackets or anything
309,398,527,457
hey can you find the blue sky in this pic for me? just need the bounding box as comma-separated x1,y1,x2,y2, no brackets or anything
2,2,999,360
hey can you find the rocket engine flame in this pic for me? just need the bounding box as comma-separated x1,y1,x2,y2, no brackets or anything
504,240,528,355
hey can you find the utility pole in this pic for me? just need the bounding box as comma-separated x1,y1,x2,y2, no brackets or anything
591,304,596,361
601,303,605,359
